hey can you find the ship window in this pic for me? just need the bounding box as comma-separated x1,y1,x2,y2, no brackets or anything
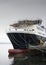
32,29,34,31
15,28,17,30
24,29,26,31
29,30,31,31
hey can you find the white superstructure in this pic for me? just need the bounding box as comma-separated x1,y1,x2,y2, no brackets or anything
8,20,46,37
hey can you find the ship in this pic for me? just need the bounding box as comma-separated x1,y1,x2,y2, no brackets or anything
7,19,46,51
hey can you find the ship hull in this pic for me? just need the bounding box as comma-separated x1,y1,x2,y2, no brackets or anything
7,33,40,49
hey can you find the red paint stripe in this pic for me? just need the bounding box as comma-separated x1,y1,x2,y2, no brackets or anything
8,49,28,54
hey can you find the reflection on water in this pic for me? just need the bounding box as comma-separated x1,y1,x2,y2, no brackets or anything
8,53,29,65
0,44,46,65
8,49,46,65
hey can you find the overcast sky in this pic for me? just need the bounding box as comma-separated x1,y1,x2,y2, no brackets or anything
0,0,46,43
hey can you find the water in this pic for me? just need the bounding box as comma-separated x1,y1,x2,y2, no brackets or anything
0,44,46,65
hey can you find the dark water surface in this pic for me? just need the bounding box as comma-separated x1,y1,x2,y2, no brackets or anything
0,44,46,65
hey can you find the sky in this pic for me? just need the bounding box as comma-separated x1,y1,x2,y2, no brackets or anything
0,0,46,43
